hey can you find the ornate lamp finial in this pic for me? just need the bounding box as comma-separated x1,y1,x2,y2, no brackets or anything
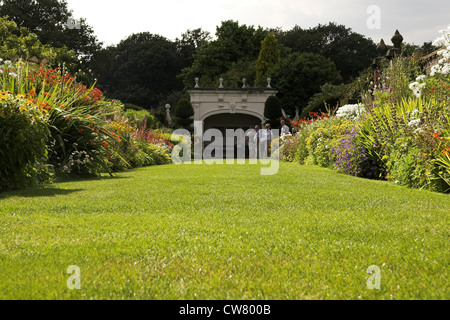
194,77,199,88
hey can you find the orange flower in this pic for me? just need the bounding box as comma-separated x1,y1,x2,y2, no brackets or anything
29,88,36,97
66,115,70,119
433,132,440,139
90,141,95,146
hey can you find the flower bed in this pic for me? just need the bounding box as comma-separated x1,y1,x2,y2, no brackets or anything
0,60,174,191
281,26,450,193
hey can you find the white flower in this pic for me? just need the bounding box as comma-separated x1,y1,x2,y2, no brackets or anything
409,81,419,90
416,75,426,81
408,119,421,127
336,103,365,120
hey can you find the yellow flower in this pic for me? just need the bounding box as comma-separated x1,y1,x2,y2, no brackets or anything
19,106,27,113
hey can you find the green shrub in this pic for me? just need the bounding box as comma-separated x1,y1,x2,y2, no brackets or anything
264,96,282,128
47,105,113,177
123,103,144,111
0,93,51,191
124,108,155,129
302,83,345,118
174,99,194,130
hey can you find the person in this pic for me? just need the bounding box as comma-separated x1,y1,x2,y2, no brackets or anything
246,126,255,159
253,125,260,158
280,120,290,136
261,123,272,157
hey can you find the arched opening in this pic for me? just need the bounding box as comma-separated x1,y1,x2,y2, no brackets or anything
203,113,263,132
203,113,263,159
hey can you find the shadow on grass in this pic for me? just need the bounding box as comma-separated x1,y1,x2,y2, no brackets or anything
0,187,84,199
0,175,131,199
53,174,131,184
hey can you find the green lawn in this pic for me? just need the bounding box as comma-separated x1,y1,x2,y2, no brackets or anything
0,161,448,299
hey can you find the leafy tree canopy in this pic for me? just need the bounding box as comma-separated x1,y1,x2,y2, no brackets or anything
271,52,338,116
255,32,281,87
100,32,185,109
0,0,101,63
279,22,377,82
179,20,270,88
0,16,77,67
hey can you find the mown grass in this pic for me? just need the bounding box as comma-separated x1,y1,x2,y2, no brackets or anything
0,161,448,299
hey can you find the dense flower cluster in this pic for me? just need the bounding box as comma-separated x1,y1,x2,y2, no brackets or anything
430,24,450,76
281,26,450,193
1,60,174,191
335,103,365,120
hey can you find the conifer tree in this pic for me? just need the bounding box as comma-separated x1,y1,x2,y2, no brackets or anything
255,32,280,87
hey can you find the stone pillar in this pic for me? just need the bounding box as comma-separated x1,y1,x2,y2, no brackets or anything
386,30,403,60
165,104,173,127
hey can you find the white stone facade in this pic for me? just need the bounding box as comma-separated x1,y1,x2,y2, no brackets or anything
188,87,278,129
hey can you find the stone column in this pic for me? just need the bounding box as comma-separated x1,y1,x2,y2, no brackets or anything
165,104,173,127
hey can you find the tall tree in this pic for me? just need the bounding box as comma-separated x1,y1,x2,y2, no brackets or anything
0,0,101,63
271,52,338,116
255,32,280,87
279,22,376,82
105,32,185,109
179,20,269,88
0,16,77,67
175,28,211,67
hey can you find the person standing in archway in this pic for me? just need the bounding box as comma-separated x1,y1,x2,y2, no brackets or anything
261,123,272,158
253,125,260,159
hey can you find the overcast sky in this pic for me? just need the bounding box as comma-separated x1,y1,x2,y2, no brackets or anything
66,0,450,47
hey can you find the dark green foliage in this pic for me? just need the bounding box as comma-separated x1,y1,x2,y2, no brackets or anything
0,16,77,68
174,99,194,130
255,32,280,87
272,52,338,117
103,33,185,109
175,28,212,67
179,20,269,88
0,95,50,191
124,103,144,111
264,95,282,121
278,22,377,83
0,0,101,64
301,83,346,118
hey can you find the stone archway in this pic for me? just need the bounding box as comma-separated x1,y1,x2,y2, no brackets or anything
188,86,278,130
188,82,278,158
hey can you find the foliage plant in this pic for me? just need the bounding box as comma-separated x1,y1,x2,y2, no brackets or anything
0,92,50,191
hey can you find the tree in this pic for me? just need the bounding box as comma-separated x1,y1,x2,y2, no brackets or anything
271,52,338,116
176,28,211,67
264,96,282,128
255,32,280,87
279,23,377,82
104,33,185,109
174,99,194,131
0,16,77,67
179,20,269,88
0,0,101,63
